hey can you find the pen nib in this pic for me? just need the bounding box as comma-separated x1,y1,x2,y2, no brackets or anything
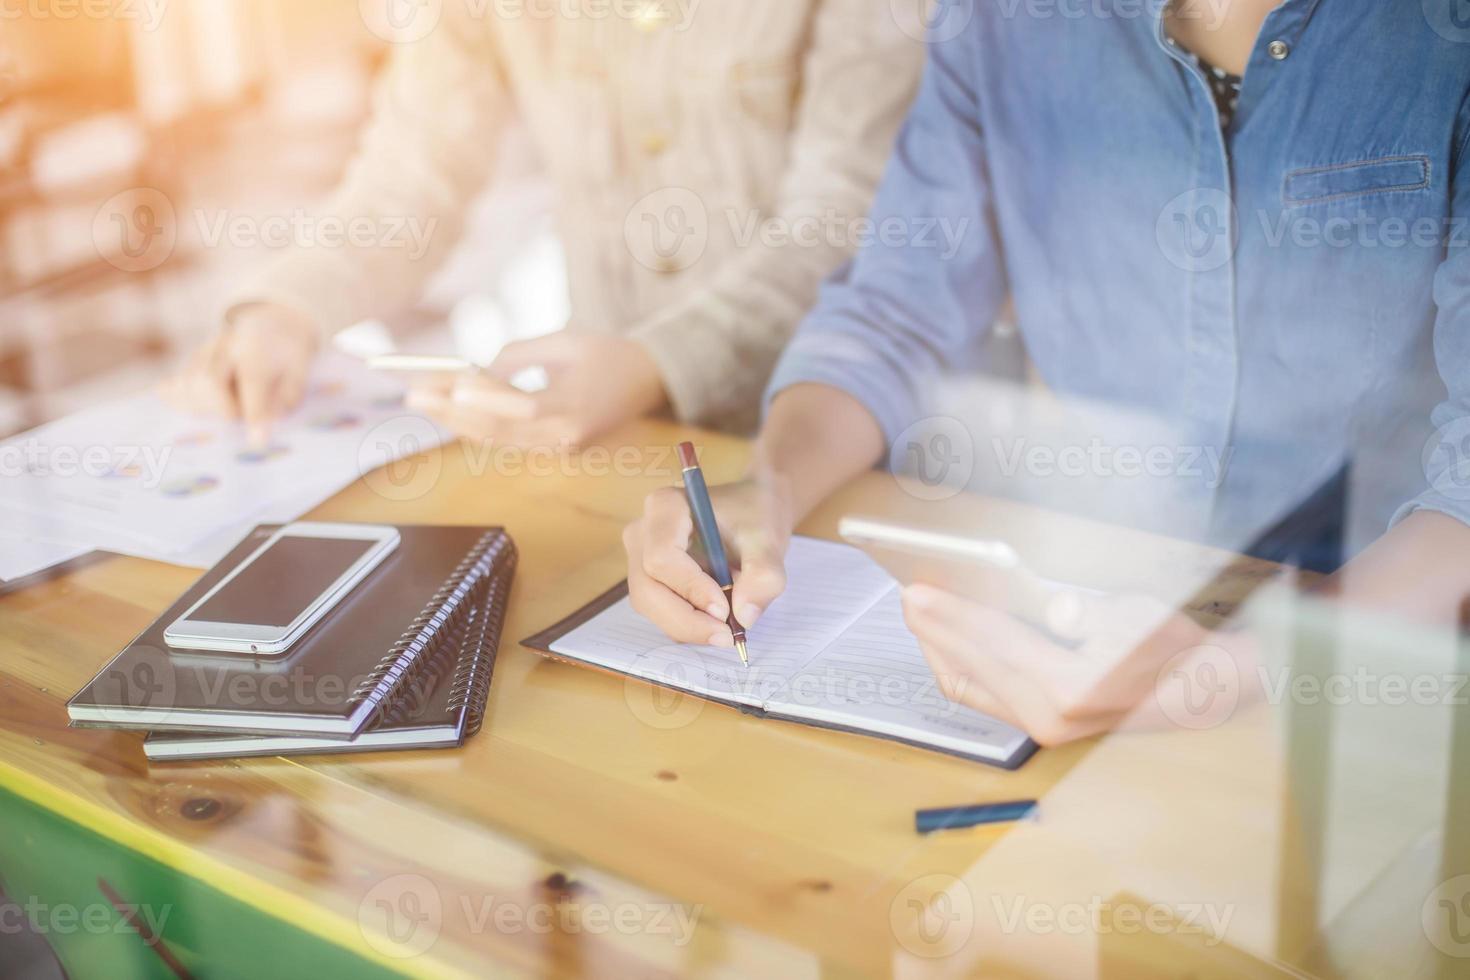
735,636,749,667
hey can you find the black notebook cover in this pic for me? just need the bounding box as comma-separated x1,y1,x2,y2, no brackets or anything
68,524,515,739
142,560,510,761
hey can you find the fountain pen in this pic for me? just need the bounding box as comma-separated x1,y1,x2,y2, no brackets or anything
676,442,749,666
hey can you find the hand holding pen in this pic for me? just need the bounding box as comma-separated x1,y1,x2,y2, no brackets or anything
622,446,794,661
677,442,753,664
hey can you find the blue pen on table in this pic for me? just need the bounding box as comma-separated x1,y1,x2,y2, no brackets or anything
676,441,749,667
915,800,1038,834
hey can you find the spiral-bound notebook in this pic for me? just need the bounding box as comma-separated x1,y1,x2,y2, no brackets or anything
67,524,516,740
141,564,508,760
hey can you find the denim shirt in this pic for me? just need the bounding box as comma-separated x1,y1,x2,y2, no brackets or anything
766,0,1470,554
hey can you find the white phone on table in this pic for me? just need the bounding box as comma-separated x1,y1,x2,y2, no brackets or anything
162,522,400,656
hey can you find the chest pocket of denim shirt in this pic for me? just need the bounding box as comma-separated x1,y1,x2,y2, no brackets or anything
1283,155,1431,207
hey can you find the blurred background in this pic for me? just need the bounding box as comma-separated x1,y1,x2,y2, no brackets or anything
0,0,565,439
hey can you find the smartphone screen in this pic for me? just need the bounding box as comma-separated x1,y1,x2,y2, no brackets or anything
190,536,376,627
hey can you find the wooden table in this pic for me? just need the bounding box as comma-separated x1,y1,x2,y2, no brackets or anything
0,420,1453,978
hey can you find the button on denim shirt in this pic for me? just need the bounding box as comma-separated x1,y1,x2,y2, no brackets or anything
767,0,1470,555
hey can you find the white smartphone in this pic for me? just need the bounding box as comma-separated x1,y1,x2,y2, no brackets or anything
838,515,1092,627
367,352,549,393
163,522,400,656
366,353,478,374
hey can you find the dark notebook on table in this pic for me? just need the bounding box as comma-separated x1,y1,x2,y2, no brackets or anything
142,563,508,761
68,524,516,740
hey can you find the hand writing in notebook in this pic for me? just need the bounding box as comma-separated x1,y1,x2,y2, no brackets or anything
622,457,1261,749
624,477,793,650
554,537,1032,766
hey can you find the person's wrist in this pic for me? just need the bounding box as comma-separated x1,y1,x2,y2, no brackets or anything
620,336,670,416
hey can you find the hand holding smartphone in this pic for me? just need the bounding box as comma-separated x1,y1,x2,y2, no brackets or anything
838,516,1098,633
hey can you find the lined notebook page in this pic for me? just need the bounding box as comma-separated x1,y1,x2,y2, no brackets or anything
550,538,894,705
775,588,1029,762
549,537,1029,764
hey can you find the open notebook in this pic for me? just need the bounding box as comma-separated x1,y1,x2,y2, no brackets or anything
524,537,1035,769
